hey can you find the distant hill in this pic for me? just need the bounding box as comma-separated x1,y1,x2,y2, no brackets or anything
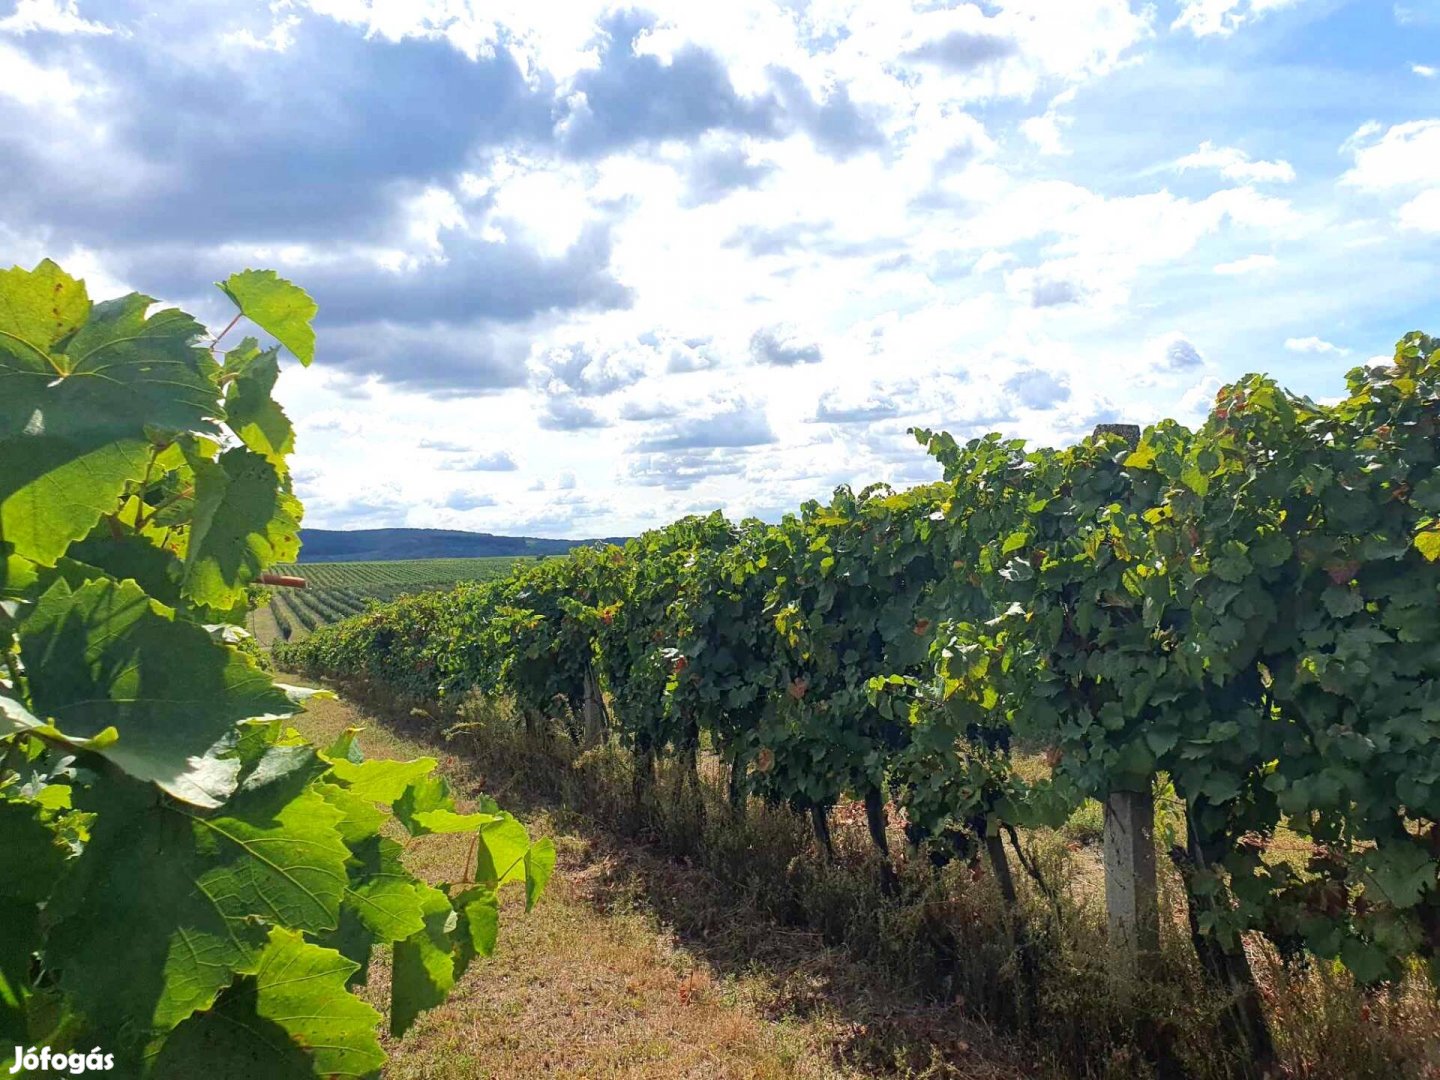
296,528,628,563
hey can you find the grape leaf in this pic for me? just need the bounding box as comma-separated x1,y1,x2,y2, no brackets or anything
0,898,39,1042
0,798,67,903
1413,526,1440,563
222,340,294,467
525,838,556,912
473,815,533,890
0,799,68,1040
0,549,40,596
45,771,349,1046
394,772,454,835
452,886,498,978
390,882,456,1038
327,756,437,804
67,533,184,608
315,780,387,845
0,258,90,363
0,432,150,570
182,448,302,611
318,906,376,990
18,577,295,806
343,835,426,944
151,928,383,1079
0,278,216,566
219,271,317,367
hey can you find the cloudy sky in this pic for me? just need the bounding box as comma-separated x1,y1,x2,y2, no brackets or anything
2,0,1437,537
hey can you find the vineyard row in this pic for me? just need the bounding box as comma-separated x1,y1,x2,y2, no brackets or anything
279,331,1440,1055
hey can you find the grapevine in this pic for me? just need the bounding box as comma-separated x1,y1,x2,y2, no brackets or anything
0,260,552,1077
279,329,1440,1023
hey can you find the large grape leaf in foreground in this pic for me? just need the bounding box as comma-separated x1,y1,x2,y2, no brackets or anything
0,265,218,566
183,447,302,611
44,771,349,1053
222,340,294,467
18,577,294,806
151,928,384,1080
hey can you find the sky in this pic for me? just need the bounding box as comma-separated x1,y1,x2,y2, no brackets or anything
1,0,1437,537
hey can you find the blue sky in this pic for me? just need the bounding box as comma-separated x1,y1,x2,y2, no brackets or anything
1,0,1436,536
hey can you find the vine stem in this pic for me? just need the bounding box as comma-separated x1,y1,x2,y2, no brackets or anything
2,649,25,702
132,445,164,530
141,485,195,527
209,312,242,352
461,829,480,885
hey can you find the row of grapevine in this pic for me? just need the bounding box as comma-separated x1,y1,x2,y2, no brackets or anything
271,557,524,590
279,330,1440,1056
0,262,552,1077
266,562,527,637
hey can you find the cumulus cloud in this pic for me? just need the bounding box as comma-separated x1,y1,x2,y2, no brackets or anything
619,397,681,420
558,10,780,157
633,397,775,451
1174,141,1296,184
1172,0,1308,38
530,341,647,397
1030,277,1085,307
0,0,112,35
679,141,774,206
539,395,610,431
1284,336,1348,355
0,0,1425,536
1340,119,1440,190
1161,337,1206,370
749,326,823,366
1397,188,1440,232
813,382,910,423
438,450,520,471
442,489,500,510
905,29,1017,71
627,449,745,489
1214,253,1277,274
318,323,530,397
1004,368,1072,410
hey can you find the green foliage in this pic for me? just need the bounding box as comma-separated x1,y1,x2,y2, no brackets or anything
280,328,1440,998
0,260,549,1076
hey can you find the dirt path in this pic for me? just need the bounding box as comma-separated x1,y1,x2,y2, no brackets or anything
285,682,1028,1080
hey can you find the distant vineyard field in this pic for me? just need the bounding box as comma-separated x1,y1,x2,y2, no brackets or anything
261,556,533,642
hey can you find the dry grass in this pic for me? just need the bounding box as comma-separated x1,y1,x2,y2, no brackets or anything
287,686,1032,1080
247,600,283,648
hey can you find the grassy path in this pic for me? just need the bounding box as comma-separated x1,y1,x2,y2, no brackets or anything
285,683,1026,1080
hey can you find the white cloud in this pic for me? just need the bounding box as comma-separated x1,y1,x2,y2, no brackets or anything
1414,63,1438,77
222,16,302,52
1174,141,1295,183
1020,108,1070,155
1214,253,1277,274
1172,0,1307,37
1284,336,1347,355
1,0,1431,536
0,40,88,108
0,0,111,36
1397,188,1440,232
1160,335,1206,370
1340,119,1440,232
1340,119,1440,190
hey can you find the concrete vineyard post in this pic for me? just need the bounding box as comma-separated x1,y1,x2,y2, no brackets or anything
1092,424,1160,971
